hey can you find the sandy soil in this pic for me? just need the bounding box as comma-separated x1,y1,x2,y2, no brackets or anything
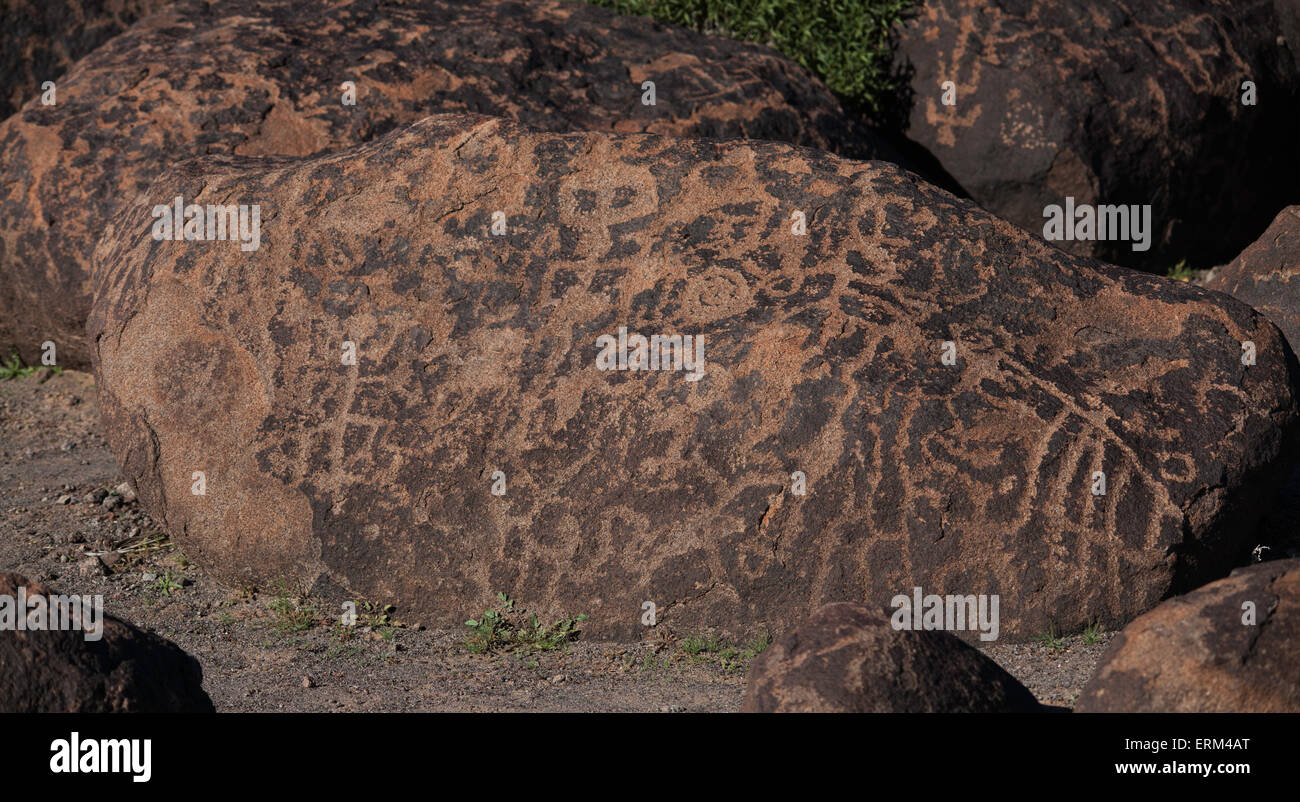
1,369,1110,710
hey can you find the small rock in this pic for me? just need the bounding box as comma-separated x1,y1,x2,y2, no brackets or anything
0,572,214,712
55,494,72,505
114,482,137,503
77,556,105,578
743,603,1043,713
141,572,157,583
84,488,108,504
302,676,314,689
659,705,686,713
102,495,122,511
550,674,565,684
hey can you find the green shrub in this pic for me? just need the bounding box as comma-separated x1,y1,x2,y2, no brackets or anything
587,0,915,118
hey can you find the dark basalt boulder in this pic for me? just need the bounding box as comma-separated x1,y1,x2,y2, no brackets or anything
0,0,905,369
742,603,1041,712
0,0,170,120
0,573,214,712
1203,209,1300,563
89,113,1300,640
1076,558,1300,712
894,0,1300,272
1205,206,1300,352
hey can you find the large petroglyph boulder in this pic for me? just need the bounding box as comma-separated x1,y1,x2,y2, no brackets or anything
89,114,1300,640
0,0,170,120
1075,558,1300,712
0,0,903,370
0,573,213,712
742,603,1040,712
894,0,1300,271
1206,206,1300,353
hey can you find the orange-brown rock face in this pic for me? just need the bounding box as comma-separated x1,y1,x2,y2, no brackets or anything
90,114,1299,640
1205,206,1300,353
0,0,902,369
1076,558,1300,712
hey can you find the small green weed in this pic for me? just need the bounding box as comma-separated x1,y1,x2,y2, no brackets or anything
150,570,183,596
267,582,318,633
0,350,37,380
1082,621,1104,645
1037,624,1067,653
463,592,589,656
1166,259,1197,281
679,630,771,672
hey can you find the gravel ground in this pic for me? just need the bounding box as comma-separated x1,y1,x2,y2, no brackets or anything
2,369,1108,711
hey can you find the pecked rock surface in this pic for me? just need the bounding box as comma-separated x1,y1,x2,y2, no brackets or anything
0,0,903,370
894,0,1300,272
89,114,1300,640
1075,558,1300,712
0,0,170,120
1205,206,1300,352
0,573,214,712
742,602,1040,712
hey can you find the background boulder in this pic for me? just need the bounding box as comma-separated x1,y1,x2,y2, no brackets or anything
1076,558,1300,712
89,114,1300,640
1204,207,1300,567
894,0,1300,272
1205,206,1300,352
0,0,170,120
